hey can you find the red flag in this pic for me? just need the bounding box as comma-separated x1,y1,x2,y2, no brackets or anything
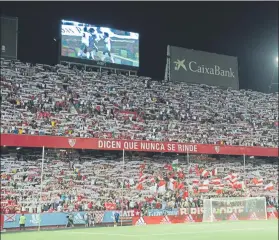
178,171,185,179
264,182,274,191
177,183,185,190
233,181,244,189
216,189,223,195
183,191,189,199
167,164,173,171
158,180,166,187
252,178,263,186
195,165,199,176
137,183,143,191
252,178,258,185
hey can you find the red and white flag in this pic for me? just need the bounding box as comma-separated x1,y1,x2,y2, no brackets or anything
192,179,200,185
158,180,166,193
255,178,263,186
212,168,218,176
213,184,224,189
139,174,148,183
264,182,274,191
168,180,177,191
149,176,155,183
230,178,239,184
233,181,245,190
177,182,185,190
230,173,238,179
211,178,221,185
201,170,210,178
203,179,209,186
224,175,231,181
198,185,209,193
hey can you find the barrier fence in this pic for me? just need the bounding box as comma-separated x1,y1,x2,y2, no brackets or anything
1,206,277,230
1,209,138,230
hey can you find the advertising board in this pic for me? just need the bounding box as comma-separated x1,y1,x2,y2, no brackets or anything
1,134,277,157
168,46,239,89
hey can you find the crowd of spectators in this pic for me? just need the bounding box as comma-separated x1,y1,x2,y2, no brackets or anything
1,148,277,215
1,58,278,147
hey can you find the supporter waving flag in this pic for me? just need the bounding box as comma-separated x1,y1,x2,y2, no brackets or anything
264,182,274,191
201,170,210,178
195,165,200,176
172,159,179,171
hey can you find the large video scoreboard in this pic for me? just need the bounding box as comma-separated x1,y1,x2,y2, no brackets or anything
60,19,139,70
0,16,18,60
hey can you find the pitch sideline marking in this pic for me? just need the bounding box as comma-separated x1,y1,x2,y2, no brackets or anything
58,227,277,237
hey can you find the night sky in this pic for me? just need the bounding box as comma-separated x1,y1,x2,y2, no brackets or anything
1,1,278,92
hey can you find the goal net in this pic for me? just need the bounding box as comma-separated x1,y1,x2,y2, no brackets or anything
202,197,267,222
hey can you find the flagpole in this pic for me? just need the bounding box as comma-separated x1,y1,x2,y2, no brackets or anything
187,149,190,186
243,154,246,177
121,148,125,227
38,146,45,231
187,149,190,166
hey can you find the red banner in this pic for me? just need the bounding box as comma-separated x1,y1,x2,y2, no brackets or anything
132,215,202,225
267,212,278,219
0,215,3,231
104,203,116,210
1,134,278,156
267,206,278,219
133,210,276,225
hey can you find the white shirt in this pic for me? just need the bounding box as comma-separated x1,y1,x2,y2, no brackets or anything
82,32,90,47
104,37,111,51
57,205,62,212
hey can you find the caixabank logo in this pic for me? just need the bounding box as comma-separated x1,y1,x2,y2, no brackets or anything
173,59,236,78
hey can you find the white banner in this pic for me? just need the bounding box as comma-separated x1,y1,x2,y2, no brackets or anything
61,25,139,40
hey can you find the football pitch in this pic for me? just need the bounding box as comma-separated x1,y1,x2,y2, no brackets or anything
2,220,278,240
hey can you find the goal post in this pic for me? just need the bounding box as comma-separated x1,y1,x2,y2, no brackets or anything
202,197,267,222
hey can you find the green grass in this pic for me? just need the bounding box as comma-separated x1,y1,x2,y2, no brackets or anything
2,220,278,240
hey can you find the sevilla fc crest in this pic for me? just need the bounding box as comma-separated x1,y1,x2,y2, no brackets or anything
68,139,76,147
214,146,220,153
